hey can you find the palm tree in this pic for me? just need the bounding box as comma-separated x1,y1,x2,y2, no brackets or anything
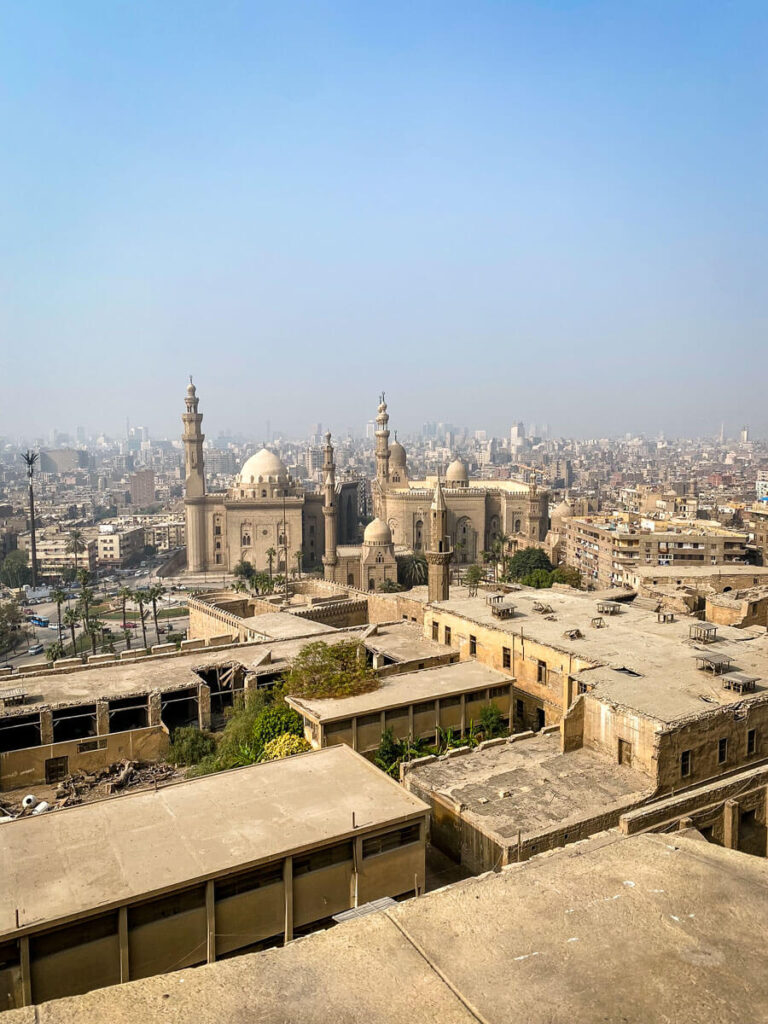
50,587,66,643
63,607,80,654
493,533,511,583
294,550,303,579
21,451,39,588
87,618,105,655
66,529,86,573
232,580,248,594
265,547,276,581
117,586,132,632
147,583,166,642
398,554,428,588
77,586,95,632
45,640,65,666
133,590,149,650
123,628,132,651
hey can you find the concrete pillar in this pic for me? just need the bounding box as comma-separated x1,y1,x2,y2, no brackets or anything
351,717,358,752
206,879,216,963
678,816,693,831
198,683,211,730
20,936,31,1007
39,709,53,746
408,703,414,740
351,835,364,908
148,692,162,727
118,907,129,982
283,857,293,944
96,700,109,737
372,652,385,670
460,694,466,736
723,799,740,850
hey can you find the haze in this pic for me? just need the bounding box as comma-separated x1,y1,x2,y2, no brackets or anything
1,1,767,440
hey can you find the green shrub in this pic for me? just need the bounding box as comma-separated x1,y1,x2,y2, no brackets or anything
260,732,312,761
282,640,379,700
168,726,217,766
478,703,504,738
251,703,303,757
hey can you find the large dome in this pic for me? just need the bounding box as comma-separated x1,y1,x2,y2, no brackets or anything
363,517,392,545
446,457,469,485
551,500,573,522
239,448,288,482
390,439,407,467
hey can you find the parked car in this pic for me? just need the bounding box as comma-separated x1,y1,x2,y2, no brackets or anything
124,622,139,629
28,644,44,656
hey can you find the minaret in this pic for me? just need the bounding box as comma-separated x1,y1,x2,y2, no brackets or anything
375,392,390,488
426,474,452,603
182,378,207,572
322,432,338,577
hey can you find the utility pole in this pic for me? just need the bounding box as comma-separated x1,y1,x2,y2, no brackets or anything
21,451,39,589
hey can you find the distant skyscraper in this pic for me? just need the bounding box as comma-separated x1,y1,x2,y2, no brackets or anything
510,421,525,451
130,469,156,507
740,425,750,443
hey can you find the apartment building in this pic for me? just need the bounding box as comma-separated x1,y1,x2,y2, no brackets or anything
564,515,748,589
128,468,155,507
18,529,98,578
746,503,768,565
96,525,145,567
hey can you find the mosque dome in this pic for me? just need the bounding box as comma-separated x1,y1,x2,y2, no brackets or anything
239,448,288,483
363,518,392,545
390,438,407,467
446,458,469,485
551,499,573,523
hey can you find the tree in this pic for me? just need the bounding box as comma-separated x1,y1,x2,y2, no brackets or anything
147,583,166,642
123,628,132,651
232,579,248,594
265,547,276,581
260,733,312,761
551,566,582,589
45,640,66,665
50,588,66,642
464,564,484,588
507,546,553,580
397,553,428,589
379,578,401,592
0,600,25,656
233,559,255,580
282,640,379,700
66,529,86,573
293,550,303,579
133,590,149,649
144,544,157,558
520,568,554,589
478,703,504,738
168,726,216,766
77,586,95,631
63,606,80,653
117,586,133,632
87,618,105,655
60,566,76,585
21,450,39,588
251,703,304,756
0,550,31,589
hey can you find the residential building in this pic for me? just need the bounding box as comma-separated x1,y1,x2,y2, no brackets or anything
129,469,155,507
96,525,145,567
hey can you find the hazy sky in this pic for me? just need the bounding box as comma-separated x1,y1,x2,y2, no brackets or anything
1,1,766,442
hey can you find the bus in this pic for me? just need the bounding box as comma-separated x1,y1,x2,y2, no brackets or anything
29,615,50,628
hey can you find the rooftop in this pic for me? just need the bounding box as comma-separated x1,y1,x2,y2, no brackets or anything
0,745,427,940
238,612,334,639
12,831,768,1024
629,564,768,581
406,732,651,842
288,660,509,723
433,586,768,723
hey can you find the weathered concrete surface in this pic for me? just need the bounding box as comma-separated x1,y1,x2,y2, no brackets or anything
12,831,768,1023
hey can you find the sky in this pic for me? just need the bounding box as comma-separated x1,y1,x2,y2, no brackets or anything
1,0,767,442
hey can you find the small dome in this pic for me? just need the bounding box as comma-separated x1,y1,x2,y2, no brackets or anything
552,500,573,521
446,458,468,484
363,517,392,545
239,448,288,482
390,438,407,467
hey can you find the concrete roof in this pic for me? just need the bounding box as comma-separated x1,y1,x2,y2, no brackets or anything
12,831,768,1024
433,586,768,723
239,612,334,638
630,564,768,580
406,732,652,842
0,745,428,940
288,660,510,724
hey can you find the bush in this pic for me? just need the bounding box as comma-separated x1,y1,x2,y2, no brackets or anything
168,726,217,766
260,733,312,761
251,702,304,757
507,547,553,580
520,569,554,589
282,640,379,700
478,703,504,738
551,566,582,588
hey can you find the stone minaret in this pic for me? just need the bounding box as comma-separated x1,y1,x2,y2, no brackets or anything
426,475,452,603
322,432,338,576
375,393,390,488
182,378,207,572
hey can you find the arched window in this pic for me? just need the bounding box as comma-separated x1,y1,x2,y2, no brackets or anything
514,518,521,533
261,490,267,498
414,519,424,551
376,552,384,564
242,533,251,547
348,573,355,586
368,577,375,590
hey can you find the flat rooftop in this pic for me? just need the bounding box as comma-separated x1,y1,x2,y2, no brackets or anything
406,732,651,841
433,586,768,723
12,831,768,1024
239,612,335,639
288,660,510,723
0,621,442,713
0,745,427,940
630,564,768,581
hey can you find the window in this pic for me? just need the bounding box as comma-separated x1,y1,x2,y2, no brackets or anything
362,823,421,858
294,841,352,875
444,625,451,645
681,749,692,778
432,621,439,641
489,685,508,700
516,698,524,719
216,863,283,900
748,729,757,755
536,708,545,730
618,739,632,766
45,756,68,784
214,524,221,536
536,660,547,683
718,738,728,764
469,635,477,656
502,646,511,669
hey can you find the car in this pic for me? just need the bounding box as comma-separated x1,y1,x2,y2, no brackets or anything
124,622,139,629
28,644,44,656
134,570,143,577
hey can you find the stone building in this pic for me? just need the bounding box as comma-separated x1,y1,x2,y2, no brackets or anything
371,395,548,562
182,382,358,574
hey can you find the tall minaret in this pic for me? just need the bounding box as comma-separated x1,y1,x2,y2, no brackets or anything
182,378,207,572
426,474,452,603
375,393,390,488
322,432,337,577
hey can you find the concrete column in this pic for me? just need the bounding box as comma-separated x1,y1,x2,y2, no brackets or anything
351,717,358,752
283,857,293,944
96,700,109,737
408,703,414,740
206,880,216,963
723,799,740,850
148,692,162,727
460,694,466,736
19,936,31,1007
351,835,364,908
118,906,129,982
198,683,211,730
678,816,693,831
39,709,53,746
